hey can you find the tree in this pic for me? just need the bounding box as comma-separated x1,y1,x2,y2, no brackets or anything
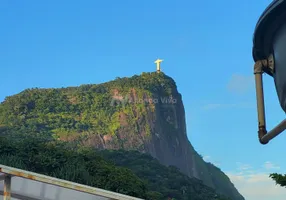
270,173,286,187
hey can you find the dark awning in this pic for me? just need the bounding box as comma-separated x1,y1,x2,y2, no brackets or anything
252,0,286,76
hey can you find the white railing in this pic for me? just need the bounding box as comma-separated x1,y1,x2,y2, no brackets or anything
0,164,144,200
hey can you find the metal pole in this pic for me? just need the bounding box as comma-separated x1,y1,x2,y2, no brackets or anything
254,59,286,144
260,119,286,143
3,175,11,200
254,60,268,144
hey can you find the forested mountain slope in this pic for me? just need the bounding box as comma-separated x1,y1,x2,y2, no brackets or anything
0,72,244,200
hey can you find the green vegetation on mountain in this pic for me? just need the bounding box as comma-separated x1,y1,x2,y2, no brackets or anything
0,72,175,140
0,132,228,200
0,132,147,198
0,72,243,200
99,150,231,200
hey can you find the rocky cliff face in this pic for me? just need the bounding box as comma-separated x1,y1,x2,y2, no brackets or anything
0,72,244,200
79,75,243,200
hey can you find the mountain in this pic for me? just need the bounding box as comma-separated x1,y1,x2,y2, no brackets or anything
0,72,244,200
0,132,230,200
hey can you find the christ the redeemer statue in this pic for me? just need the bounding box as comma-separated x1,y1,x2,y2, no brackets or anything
154,59,163,73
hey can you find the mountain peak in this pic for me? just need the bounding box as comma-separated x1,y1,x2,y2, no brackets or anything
0,73,244,200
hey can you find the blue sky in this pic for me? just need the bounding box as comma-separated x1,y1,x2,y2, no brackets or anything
1,0,286,199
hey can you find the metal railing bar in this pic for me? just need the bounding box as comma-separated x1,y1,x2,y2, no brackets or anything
0,190,51,200
0,164,144,200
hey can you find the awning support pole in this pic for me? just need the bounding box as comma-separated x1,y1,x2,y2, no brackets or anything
254,58,286,144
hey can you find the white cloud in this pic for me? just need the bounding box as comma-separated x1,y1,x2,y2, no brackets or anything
200,158,285,199
212,161,221,167
226,162,285,200
202,102,253,110
203,155,211,162
263,161,280,170
237,163,252,171
227,74,254,94
202,155,221,167
227,173,286,200
202,103,233,110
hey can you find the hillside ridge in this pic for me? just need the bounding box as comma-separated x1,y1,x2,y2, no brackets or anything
0,72,244,200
